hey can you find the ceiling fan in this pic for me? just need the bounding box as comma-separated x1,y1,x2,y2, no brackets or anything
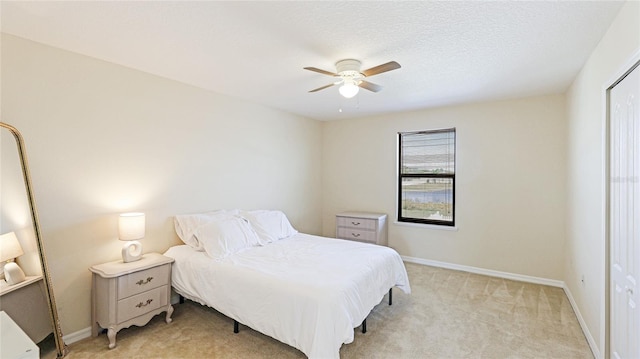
304,59,401,98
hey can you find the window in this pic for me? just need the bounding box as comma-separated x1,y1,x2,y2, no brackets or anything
398,128,455,226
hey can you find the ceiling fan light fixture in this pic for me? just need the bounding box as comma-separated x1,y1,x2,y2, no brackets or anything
339,81,359,98
305,59,400,97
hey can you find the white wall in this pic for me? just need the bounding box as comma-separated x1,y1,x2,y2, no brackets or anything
1,34,323,335
322,95,567,280
565,1,640,357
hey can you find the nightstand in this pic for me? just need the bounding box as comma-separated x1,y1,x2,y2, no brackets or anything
90,252,174,349
336,212,388,246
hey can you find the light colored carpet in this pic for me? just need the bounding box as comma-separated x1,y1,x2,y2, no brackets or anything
52,263,593,358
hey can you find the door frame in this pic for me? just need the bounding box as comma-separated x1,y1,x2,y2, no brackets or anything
603,49,640,359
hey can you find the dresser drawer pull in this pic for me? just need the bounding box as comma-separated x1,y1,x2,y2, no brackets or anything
351,221,361,226
351,233,361,237
136,277,154,286
135,299,153,308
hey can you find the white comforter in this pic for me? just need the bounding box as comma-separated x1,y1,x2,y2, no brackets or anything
164,233,411,359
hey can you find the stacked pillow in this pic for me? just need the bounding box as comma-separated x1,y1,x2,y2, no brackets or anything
240,210,299,244
174,209,298,259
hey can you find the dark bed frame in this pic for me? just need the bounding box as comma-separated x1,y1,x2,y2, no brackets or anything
179,287,393,335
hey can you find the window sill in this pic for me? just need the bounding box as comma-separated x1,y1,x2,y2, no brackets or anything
393,221,458,231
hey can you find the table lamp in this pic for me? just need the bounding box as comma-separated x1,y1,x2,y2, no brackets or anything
118,212,145,263
0,232,26,285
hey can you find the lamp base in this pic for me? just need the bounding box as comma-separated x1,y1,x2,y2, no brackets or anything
4,261,26,285
122,240,143,263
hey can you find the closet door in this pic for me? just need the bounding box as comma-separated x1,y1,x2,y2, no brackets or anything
610,62,640,359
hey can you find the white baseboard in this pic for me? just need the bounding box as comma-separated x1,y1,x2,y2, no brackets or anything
401,255,564,287
401,255,600,358
63,326,91,345
562,284,601,359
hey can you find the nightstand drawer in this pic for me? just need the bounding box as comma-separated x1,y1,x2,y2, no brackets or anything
336,217,377,230
337,227,376,243
117,264,169,300
117,285,168,323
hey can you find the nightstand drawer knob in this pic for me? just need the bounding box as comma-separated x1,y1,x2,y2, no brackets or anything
135,299,153,308
351,233,361,237
351,221,360,226
136,277,153,286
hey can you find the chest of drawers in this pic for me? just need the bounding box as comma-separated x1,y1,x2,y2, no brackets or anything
90,252,174,349
336,212,388,246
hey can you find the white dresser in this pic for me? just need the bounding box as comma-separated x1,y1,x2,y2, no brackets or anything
90,253,174,349
335,212,388,246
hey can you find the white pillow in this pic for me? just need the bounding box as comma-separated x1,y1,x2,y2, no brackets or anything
242,210,298,244
174,209,240,250
194,216,261,259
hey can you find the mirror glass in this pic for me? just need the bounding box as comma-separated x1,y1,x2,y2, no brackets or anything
0,122,67,358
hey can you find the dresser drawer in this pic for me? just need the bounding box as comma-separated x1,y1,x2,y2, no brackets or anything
337,227,377,243
336,216,377,230
117,264,169,300
336,212,388,246
116,285,168,323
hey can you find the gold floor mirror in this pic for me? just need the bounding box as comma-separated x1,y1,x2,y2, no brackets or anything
0,122,67,358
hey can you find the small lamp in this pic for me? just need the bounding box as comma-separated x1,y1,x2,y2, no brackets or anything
0,232,26,285
118,212,145,263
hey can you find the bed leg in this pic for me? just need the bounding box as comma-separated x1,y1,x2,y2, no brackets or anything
389,288,393,306
233,320,239,334
362,319,367,334
179,295,185,304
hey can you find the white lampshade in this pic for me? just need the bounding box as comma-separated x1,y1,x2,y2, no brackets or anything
118,213,145,263
118,212,145,241
339,81,360,98
0,232,26,285
0,232,24,262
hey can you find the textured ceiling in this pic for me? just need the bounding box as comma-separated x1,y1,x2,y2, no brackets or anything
0,1,625,120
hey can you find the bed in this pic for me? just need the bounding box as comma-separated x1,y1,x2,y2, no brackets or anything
164,210,411,359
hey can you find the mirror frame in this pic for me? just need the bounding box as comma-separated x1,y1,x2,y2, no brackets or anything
1,122,67,358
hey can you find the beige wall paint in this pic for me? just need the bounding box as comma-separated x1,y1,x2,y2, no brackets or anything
322,95,567,280
1,34,323,335
565,1,640,356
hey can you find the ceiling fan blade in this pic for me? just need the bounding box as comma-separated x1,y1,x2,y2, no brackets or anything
304,67,338,76
358,80,382,92
361,61,401,77
309,83,336,93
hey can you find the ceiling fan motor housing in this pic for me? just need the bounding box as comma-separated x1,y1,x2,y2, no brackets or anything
336,59,364,86
336,59,362,76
